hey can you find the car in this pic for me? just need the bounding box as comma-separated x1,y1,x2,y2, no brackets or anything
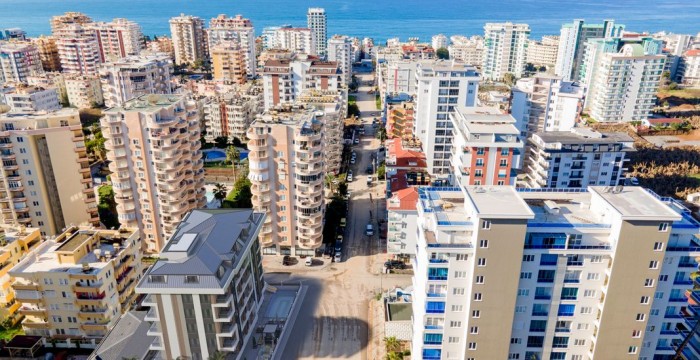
350,157,356,164
305,257,313,266
354,138,360,144
366,177,373,186
372,122,379,128
339,218,347,228
323,247,333,259
370,112,378,116
378,146,386,153
351,151,356,158
365,223,374,236
334,252,342,262
626,177,639,186
366,165,373,174
384,260,406,270
347,171,353,182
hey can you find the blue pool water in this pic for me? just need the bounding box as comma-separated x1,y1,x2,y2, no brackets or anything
206,150,226,160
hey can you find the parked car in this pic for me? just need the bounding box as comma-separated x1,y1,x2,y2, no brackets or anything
347,171,353,182
350,157,356,164
366,165,373,174
334,252,342,262
366,177,373,186
305,257,313,266
384,260,406,269
354,138,360,145
365,223,374,236
339,218,347,228
336,234,344,244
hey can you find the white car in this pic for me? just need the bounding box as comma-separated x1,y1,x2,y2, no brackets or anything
365,224,374,236
354,138,360,145
350,157,356,164
334,252,342,262
347,172,353,181
305,257,313,266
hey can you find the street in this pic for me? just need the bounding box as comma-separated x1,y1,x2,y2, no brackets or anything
270,72,413,359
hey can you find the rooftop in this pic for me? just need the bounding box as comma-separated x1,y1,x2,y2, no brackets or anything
387,187,419,211
104,94,186,113
533,129,634,145
464,186,535,220
89,311,155,360
590,186,681,221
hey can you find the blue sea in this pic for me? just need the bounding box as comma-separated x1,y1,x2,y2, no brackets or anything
0,0,698,42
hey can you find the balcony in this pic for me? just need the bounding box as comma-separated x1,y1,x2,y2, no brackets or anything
72,281,103,292
78,307,109,320
18,306,47,317
426,292,446,298
75,292,106,306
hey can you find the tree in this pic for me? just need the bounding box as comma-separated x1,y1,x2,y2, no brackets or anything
525,63,536,72
226,145,240,181
208,351,225,360
97,184,120,229
384,336,402,354
324,173,336,195
86,129,107,162
375,127,386,142
347,104,361,118
436,47,449,60
503,72,516,86
669,82,680,90
214,136,229,149
377,164,386,179
213,183,228,203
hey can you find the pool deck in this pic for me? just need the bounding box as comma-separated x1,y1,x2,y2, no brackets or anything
242,284,307,360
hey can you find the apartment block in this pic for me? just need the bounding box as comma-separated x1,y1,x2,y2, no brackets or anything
274,27,315,55
0,108,99,235
328,35,353,84
413,60,479,176
386,102,415,139
32,36,62,72
524,128,633,189
102,94,206,252
387,187,419,256
432,34,448,51
482,22,530,80
136,209,266,359
581,36,665,122
449,106,522,187
527,36,560,68
145,36,175,59
65,74,103,108
1,28,27,42
262,55,341,109
208,14,256,78
2,85,61,112
412,185,700,360
307,8,327,57
679,49,700,87
0,42,44,84
0,225,41,325
88,18,144,62
448,36,484,67
169,14,207,66
99,54,174,108
247,107,327,256
50,12,93,34
10,226,141,342
210,43,247,84
203,83,263,143
55,24,102,75
378,60,418,97
555,19,623,82
297,89,347,174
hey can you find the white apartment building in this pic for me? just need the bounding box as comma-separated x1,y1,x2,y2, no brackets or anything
203,83,263,143
482,23,530,80
55,24,102,75
102,94,206,252
136,209,266,359
581,36,665,122
274,28,315,55
247,107,327,256
432,34,448,51
679,49,700,87
0,42,44,84
449,106,522,188
555,19,623,82
208,14,256,78
297,89,347,174
448,36,484,67
511,74,585,137
307,8,327,57
2,85,61,112
99,54,173,107
412,185,700,360
261,55,341,110
327,35,353,84
527,36,560,68
0,108,99,235
387,187,419,255
169,14,207,66
378,60,418,97
261,25,288,50
88,18,144,62
27,72,67,103
413,60,479,176
525,128,634,189
65,74,103,108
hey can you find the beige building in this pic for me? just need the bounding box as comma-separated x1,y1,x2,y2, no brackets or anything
297,89,347,174
145,36,175,59
88,18,144,62
99,54,173,108
65,74,103,108
248,106,327,256
210,43,247,84
169,14,207,66
0,42,44,84
203,83,262,143
0,225,42,325
10,226,141,345
55,24,102,75
0,108,99,236
50,12,93,34
208,14,256,77
32,36,62,72
527,35,560,68
102,94,206,252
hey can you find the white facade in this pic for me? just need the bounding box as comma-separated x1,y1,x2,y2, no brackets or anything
169,14,207,66
307,8,327,57
387,188,419,255
88,18,144,62
432,34,448,51
55,24,102,75
261,56,341,110
274,28,315,55
3,86,61,112
203,83,263,143
413,60,479,176
482,23,530,80
379,60,418,97
65,74,103,108
0,42,44,84
680,50,700,87
99,54,173,107
448,36,484,67
327,35,353,84
527,36,560,68
554,19,623,82
208,14,256,77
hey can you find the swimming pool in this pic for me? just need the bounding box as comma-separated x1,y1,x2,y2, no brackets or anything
204,150,226,162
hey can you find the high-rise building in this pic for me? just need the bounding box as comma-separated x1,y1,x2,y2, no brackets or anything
297,89,347,174
99,54,173,107
554,19,624,82
0,108,99,235
327,35,353,84
261,55,341,109
136,209,266,359
55,24,102,75
411,185,700,360
448,36,484,66
208,14,256,77
11,226,141,341
88,18,144,62
50,12,93,34
1,28,27,42
102,94,206,252
0,42,44,84
581,36,665,122
307,8,327,57
274,27,316,55
169,14,207,66
210,42,248,84
203,83,263,143
378,60,419,97
432,34,448,51
449,106,522,187
145,35,175,59
2,85,61,112
413,60,479,176
386,185,419,256
247,107,327,256
679,49,700,87
65,74,103,108
0,225,41,325
527,35,560,69
482,23,530,80
261,25,289,50
32,36,62,72
524,128,633,188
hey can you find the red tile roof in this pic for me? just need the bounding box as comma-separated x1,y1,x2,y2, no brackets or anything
387,139,427,169
648,117,683,125
387,187,419,211
686,49,700,57
388,170,409,193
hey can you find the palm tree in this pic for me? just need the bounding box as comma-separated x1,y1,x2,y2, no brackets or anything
324,173,336,195
208,351,226,360
384,336,401,354
213,183,228,205
226,146,240,181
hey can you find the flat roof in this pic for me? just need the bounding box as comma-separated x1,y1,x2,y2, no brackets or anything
104,94,185,113
464,186,535,219
535,131,634,144
590,186,682,221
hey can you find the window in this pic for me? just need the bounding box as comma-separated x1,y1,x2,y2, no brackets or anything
632,330,642,338
424,333,443,345
452,305,464,312
448,337,459,343
580,307,592,314
515,305,527,313
649,261,659,269
472,310,480,318
659,274,668,282
636,313,646,321
590,255,603,263
561,287,578,300
518,289,529,296
477,258,487,266
184,275,199,283
479,239,489,248
470,326,479,334
456,254,468,261
523,254,535,262
481,220,491,229
540,254,558,266
520,272,532,279
574,339,586,346
453,288,465,295
468,342,477,350
530,320,547,332
628,346,638,354
511,338,522,344
641,296,650,304
509,354,520,359
474,293,483,301
658,223,668,232
584,290,596,298
644,279,654,287
500,159,508,167
450,321,462,328
475,275,484,284
454,271,467,278
587,273,600,281
558,304,575,316
426,302,446,313
653,242,663,251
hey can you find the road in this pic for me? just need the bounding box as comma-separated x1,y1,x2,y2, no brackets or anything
271,71,412,360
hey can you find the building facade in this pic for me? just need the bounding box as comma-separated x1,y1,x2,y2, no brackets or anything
2,85,61,112
0,42,44,84
88,18,144,62
307,8,327,57
65,74,104,108
169,14,207,66
0,226,41,325
679,49,700,87
527,36,560,68
554,19,623,82
261,56,341,110
55,24,102,75
203,83,263,143
32,36,62,72
482,23,530,80
102,94,206,252
327,35,353,84
50,12,93,34
448,36,484,67
297,89,347,175
208,14,256,78
432,34,448,51
210,43,248,84
274,28,315,55
99,54,174,108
